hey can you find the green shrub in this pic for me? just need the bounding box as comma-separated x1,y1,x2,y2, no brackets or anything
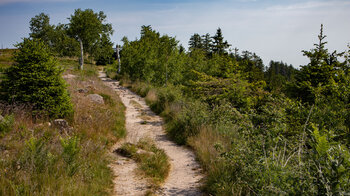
0,38,73,118
167,100,209,144
21,136,51,173
60,136,80,176
148,85,182,114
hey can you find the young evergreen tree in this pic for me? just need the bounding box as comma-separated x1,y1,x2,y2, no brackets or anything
290,24,345,103
0,38,73,118
188,33,203,51
211,28,230,55
201,33,212,55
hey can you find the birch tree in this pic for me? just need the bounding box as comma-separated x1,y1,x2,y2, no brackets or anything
68,9,112,70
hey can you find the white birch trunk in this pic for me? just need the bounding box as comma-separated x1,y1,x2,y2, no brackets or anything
79,38,84,70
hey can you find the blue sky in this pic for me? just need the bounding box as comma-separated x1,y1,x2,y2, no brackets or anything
0,0,349,67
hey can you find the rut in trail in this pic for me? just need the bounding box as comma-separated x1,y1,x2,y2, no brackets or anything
99,71,203,196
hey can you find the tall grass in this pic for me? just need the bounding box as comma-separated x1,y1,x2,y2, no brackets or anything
0,58,126,195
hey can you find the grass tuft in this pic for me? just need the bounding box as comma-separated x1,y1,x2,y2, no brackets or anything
116,138,170,186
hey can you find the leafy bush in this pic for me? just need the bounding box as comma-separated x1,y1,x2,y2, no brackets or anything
0,38,73,118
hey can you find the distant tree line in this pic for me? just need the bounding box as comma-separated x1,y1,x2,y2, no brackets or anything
120,26,298,90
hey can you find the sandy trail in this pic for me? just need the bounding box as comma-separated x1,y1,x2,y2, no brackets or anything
99,71,203,196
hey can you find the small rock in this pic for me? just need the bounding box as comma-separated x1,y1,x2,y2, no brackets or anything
77,88,89,93
87,94,104,105
52,119,69,129
62,74,76,79
116,161,124,165
52,119,74,135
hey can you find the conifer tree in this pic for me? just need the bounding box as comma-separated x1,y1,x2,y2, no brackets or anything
211,28,230,55
0,38,73,118
189,33,203,51
202,33,212,55
291,24,345,103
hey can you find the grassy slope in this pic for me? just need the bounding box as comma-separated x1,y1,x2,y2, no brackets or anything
0,57,126,195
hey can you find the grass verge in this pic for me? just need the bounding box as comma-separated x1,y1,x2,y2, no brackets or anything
0,58,126,195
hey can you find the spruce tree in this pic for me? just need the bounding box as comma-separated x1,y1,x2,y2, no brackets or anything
211,28,230,55
202,33,212,55
0,38,73,118
290,24,345,103
188,33,203,51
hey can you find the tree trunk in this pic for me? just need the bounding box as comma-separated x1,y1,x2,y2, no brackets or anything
79,38,84,70
117,45,121,73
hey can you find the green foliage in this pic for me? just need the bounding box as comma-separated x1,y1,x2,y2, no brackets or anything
117,139,170,184
211,28,230,55
0,114,14,137
29,13,79,57
121,26,184,85
188,33,203,51
60,136,80,176
94,34,114,65
99,93,115,106
68,9,113,69
147,84,182,114
29,13,53,44
0,39,73,118
118,25,350,195
289,24,347,103
22,136,51,173
265,60,297,91
167,100,209,144
137,142,169,184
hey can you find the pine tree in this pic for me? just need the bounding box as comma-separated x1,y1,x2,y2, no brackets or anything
201,33,212,55
211,28,230,55
188,33,203,51
0,38,73,118
290,24,345,103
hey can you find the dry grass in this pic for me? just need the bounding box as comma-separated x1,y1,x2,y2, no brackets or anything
188,127,230,170
0,57,126,195
130,100,143,109
67,74,126,142
145,89,158,104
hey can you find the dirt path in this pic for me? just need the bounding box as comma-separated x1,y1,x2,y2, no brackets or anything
99,71,203,196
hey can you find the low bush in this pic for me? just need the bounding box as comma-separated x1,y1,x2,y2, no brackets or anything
121,77,350,195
